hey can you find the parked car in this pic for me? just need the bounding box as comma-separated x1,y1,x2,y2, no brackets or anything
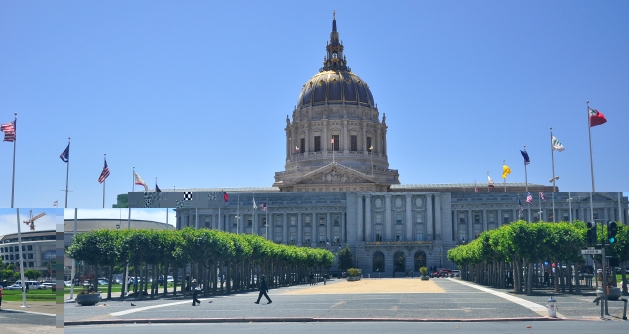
451,270,461,277
64,281,72,287
16,281,46,290
6,283,22,290
42,282,54,288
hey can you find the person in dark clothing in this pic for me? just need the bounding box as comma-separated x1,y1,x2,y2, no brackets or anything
254,275,272,304
191,279,201,306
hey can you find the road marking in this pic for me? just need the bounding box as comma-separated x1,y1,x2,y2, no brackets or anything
331,300,346,308
0,309,56,317
109,298,211,317
448,278,563,317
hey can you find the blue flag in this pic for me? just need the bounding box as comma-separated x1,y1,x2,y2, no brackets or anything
518,198,523,215
520,150,530,165
60,144,69,163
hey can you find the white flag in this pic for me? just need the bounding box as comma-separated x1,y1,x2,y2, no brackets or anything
487,175,495,188
551,136,565,152
134,171,148,191
253,197,257,209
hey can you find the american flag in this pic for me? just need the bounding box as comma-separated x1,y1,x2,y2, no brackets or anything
526,192,533,204
223,191,229,203
539,192,547,202
98,159,110,183
331,137,334,144
1,120,15,142
518,199,523,215
259,203,266,211
295,146,299,152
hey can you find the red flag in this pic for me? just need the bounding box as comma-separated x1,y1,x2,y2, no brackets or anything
223,192,229,202
589,108,607,127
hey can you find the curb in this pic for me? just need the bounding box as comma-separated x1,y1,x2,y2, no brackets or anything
64,316,568,326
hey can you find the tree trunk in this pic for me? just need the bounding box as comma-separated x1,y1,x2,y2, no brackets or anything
622,261,628,296
107,264,114,300
527,261,533,295
567,261,574,294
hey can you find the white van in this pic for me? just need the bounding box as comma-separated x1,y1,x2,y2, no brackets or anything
16,281,46,290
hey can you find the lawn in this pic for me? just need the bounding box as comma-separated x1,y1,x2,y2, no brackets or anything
1,289,56,302
63,282,178,294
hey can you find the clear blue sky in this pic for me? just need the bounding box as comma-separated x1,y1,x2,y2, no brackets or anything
1,1,628,208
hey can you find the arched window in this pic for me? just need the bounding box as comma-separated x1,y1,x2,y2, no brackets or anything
332,52,338,59
372,251,384,272
394,251,406,273
414,251,426,272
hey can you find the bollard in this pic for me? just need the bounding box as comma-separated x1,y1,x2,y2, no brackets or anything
547,296,558,318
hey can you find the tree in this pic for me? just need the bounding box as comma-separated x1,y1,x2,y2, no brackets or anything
24,269,40,281
337,246,353,272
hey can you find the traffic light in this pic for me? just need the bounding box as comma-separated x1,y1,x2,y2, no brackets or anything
608,221,618,244
586,222,597,245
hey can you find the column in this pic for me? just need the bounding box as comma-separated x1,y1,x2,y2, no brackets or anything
426,195,433,240
305,124,310,153
497,209,502,226
513,209,517,223
376,126,381,155
326,212,331,243
435,195,442,240
405,194,412,241
253,211,257,235
341,213,346,243
297,213,303,246
361,121,367,152
343,119,349,153
269,214,274,241
283,213,288,244
365,195,372,241
323,120,328,152
482,209,488,232
311,213,316,247
357,195,364,242
384,194,392,241
467,209,473,240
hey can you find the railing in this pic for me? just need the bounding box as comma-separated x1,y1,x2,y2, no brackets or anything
365,241,433,246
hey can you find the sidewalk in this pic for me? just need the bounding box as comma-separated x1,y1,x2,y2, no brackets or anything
1,301,56,315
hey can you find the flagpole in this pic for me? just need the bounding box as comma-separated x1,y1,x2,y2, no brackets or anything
550,127,557,222
237,192,240,234
586,100,595,222
332,137,335,164
65,137,70,208
16,208,28,307
523,145,528,193
69,208,77,299
539,192,542,221
503,160,506,192
266,197,269,239
124,166,134,296
370,148,373,176
102,154,106,208
252,192,255,235
487,171,489,192
10,112,17,208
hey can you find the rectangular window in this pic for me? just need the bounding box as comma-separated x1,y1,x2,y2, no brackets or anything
474,213,480,224
333,229,340,245
10,254,14,260
247,217,252,227
503,212,510,224
416,232,423,241
300,138,305,153
314,136,321,152
375,228,382,242
375,213,382,224
332,135,339,151
459,212,466,224
304,231,311,244
27,245,33,251
488,212,495,224
416,213,423,224
28,253,33,259
290,232,297,243
290,215,296,226
366,137,372,152
275,216,282,226
563,211,569,222
350,135,357,151
333,216,340,226
319,217,326,226
304,216,311,226
396,230,402,241
275,235,282,243
396,213,403,224
205,217,211,228
262,218,267,227
232,216,238,226
318,231,326,242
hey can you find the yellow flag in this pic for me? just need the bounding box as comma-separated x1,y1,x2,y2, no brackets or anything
369,145,373,150
502,165,512,179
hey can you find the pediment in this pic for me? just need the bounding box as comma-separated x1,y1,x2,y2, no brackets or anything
295,163,376,185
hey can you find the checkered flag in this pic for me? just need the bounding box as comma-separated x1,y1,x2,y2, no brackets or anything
184,192,192,201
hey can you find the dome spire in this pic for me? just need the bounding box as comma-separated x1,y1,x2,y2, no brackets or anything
322,11,348,72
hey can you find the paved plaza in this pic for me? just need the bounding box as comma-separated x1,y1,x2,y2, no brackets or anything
62,278,629,326
0,301,58,334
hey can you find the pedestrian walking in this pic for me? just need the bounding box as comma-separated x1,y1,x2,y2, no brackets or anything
191,279,201,306
0,286,3,309
324,273,327,285
254,275,272,304
309,272,314,286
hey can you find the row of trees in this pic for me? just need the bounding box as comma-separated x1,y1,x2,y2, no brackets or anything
66,227,335,300
447,221,629,295
0,259,44,283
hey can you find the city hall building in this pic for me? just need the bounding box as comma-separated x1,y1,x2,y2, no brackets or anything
127,17,628,276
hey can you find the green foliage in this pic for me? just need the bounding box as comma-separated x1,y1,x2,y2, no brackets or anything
347,268,360,277
24,269,41,280
337,246,353,271
419,266,428,276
